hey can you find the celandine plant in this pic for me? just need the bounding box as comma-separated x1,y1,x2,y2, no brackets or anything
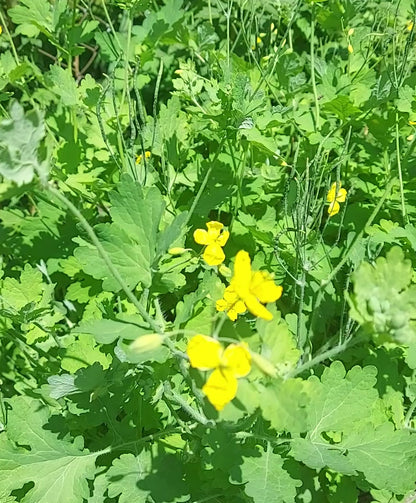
0,0,416,502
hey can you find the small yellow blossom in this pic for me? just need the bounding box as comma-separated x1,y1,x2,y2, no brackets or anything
348,44,354,54
409,120,416,126
187,334,251,410
407,21,414,31
136,151,151,164
407,134,414,141
216,250,283,321
0,26,2,35
327,181,347,217
193,221,229,266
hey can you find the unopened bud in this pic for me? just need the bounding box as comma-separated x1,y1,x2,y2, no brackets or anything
168,247,187,255
250,352,277,378
130,333,163,353
348,44,353,54
218,264,232,277
347,28,354,36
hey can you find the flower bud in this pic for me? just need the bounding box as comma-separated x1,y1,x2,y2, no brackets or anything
250,352,277,378
218,264,232,277
168,247,187,255
130,333,164,353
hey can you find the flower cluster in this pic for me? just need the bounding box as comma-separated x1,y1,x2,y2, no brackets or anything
216,250,282,321
186,334,251,410
189,221,283,409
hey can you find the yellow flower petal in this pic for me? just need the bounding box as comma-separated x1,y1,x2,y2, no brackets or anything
216,286,247,320
326,182,337,203
227,300,246,321
244,294,273,321
231,250,252,298
216,229,230,247
193,228,210,245
250,271,283,304
203,244,225,266
328,200,340,216
335,187,347,203
222,343,251,378
216,298,228,312
202,368,238,411
187,335,222,370
206,221,224,242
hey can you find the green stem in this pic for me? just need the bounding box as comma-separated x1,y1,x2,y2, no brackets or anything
164,382,214,427
100,0,122,51
287,336,361,378
310,4,320,130
395,111,407,223
46,184,161,332
404,398,416,429
0,9,20,65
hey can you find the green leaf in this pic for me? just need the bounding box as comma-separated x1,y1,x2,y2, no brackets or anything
75,318,148,344
290,437,356,474
396,85,414,114
1,264,43,311
0,396,100,503
74,175,165,292
323,96,361,120
307,361,378,437
0,102,47,185
48,66,78,107
340,423,416,494
231,446,301,503
8,0,54,34
239,127,279,156
106,453,151,502
256,312,301,375
260,378,309,434
61,334,112,373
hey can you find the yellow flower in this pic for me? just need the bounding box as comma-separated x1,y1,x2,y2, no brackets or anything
193,221,229,266
136,151,151,164
0,26,2,35
409,120,416,126
216,250,283,321
186,334,251,410
407,21,414,32
348,44,354,54
327,181,347,217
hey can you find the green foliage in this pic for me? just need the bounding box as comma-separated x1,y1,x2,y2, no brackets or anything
1,0,416,502
0,102,47,185
348,247,416,344
0,396,100,503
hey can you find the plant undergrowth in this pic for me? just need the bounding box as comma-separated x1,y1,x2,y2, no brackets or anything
1,0,416,502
